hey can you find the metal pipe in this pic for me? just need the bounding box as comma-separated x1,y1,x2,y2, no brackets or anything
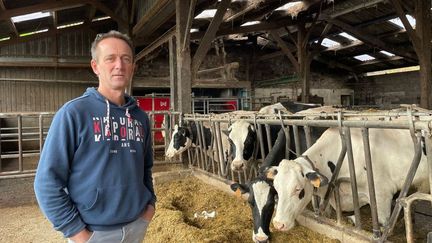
293,125,301,155
304,125,312,149
343,127,362,229
425,131,432,203
264,124,272,152
215,122,228,177
256,124,266,161
334,177,350,225
39,114,44,154
379,134,422,242
184,115,430,130
18,115,23,172
399,192,432,243
319,132,347,213
361,128,380,239
0,117,2,172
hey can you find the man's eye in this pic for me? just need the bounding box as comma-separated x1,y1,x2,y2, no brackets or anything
122,57,132,64
105,57,115,62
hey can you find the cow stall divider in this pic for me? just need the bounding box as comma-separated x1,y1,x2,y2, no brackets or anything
0,110,182,180
0,112,54,179
164,109,432,243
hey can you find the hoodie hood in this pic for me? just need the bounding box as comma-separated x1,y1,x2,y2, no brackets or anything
85,87,138,136
84,87,137,110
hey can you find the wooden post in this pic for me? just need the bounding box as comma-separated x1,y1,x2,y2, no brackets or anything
169,36,178,111
175,0,193,113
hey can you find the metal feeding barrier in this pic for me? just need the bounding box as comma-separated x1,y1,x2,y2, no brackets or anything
0,112,54,179
167,108,432,243
0,110,181,179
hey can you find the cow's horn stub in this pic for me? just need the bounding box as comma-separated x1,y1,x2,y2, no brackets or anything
235,188,242,198
306,172,321,188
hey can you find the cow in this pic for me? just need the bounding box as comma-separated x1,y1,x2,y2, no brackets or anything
227,116,327,172
165,121,212,158
230,128,287,243
264,127,429,231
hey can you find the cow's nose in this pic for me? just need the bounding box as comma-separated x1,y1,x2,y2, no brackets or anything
273,221,286,231
254,235,269,243
231,161,245,171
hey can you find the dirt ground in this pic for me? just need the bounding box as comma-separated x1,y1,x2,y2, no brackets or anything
0,174,430,243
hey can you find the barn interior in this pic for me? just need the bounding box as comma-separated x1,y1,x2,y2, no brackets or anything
0,0,431,243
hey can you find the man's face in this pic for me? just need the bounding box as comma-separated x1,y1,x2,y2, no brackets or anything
91,37,135,91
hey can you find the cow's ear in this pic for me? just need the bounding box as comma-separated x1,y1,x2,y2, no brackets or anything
230,183,249,198
305,172,329,188
263,166,278,180
248,124,255,132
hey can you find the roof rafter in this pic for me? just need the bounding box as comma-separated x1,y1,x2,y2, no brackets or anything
0,0,19,38
0,0,90,21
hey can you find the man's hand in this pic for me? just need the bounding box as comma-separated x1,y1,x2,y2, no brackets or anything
69,228,92,243
141,204,155,221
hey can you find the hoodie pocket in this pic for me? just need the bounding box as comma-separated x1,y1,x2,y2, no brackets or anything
78,183,151,225
81,189,99,211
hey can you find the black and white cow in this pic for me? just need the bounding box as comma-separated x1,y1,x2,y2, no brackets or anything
227,119,327,172
230,128,287,243
165,121,212,158
264,127,429,231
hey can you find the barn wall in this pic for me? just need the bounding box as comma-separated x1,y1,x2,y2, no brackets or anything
351,71,420,108
0,31,98,113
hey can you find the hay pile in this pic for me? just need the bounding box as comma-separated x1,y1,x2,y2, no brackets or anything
146,177,339,243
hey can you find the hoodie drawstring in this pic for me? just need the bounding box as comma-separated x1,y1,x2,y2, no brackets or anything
125,108,132,123
105,99,111,137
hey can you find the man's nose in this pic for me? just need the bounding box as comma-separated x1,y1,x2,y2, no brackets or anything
114,58,124,69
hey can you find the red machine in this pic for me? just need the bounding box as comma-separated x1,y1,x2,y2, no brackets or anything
136,97,170,143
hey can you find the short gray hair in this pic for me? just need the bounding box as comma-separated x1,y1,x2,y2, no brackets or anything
90,30,134,61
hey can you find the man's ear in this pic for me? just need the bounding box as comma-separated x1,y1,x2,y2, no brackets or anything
90,59,99,76
305,171,329,188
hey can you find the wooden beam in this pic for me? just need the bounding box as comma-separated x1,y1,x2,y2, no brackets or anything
192,0,231,75
329,0,386,18
0,18,113,47
389,0,420,52
224,0,263,22
90,0,128,30
355,56,404,66
0,0,89,21
176,0,193,113
133,77,251,89
0,57,90,68
132,0,170,36
324,17,418,62
135,27,175,63
85,5,97,24
0,0,18,38
268,29,299,72
191,18,296,40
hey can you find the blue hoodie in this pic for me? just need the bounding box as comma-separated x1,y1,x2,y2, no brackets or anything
34,87,156,237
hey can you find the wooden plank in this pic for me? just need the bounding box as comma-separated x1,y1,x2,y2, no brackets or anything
269,29,299,72
192,0,231,75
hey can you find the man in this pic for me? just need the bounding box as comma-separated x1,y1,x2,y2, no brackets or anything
34,30,156,243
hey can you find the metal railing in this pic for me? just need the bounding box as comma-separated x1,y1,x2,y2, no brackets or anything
174,109,432,243
0,112,54,178
0,110,181,179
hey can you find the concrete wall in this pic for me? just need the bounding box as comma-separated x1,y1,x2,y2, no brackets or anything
351,71,420,108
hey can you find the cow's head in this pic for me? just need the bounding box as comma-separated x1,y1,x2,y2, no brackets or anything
227,120,257,171
231,178,276,243
264,159,328,231
165,124,192,158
